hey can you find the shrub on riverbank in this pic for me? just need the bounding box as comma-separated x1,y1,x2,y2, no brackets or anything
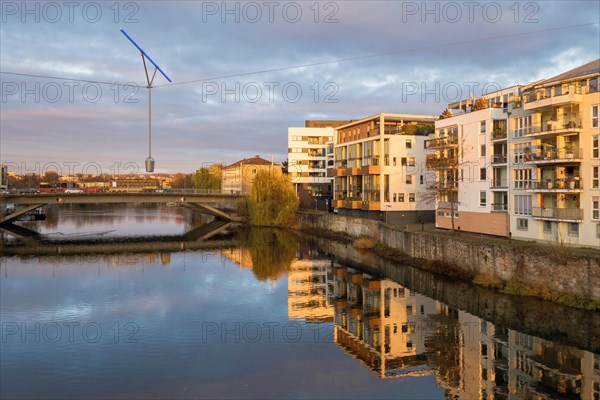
353,237,377,250
248,171,298,226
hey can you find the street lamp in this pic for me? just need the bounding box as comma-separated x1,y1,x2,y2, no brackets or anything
120,28,172,172
384,204,391,223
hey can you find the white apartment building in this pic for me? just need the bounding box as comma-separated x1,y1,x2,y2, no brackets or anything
332,113,437,224
288,120,348,210
429,86,519,237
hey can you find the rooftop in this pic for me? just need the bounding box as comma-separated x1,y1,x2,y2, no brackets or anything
224,155,277,169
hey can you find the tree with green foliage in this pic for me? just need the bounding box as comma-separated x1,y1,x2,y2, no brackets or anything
248,170,298,226
194,166,222,190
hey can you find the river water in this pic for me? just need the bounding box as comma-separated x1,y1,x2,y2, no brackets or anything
1,204,599,399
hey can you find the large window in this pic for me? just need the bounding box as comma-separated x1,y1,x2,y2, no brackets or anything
593,105,598,128
514,169,533,189
480,120,486,134
593,197,599,221
480,191,487,207
514,195,532,215
514,142,532,163
593,135,599,159
514,115,532,138
594,166,599,189
517,218,528,231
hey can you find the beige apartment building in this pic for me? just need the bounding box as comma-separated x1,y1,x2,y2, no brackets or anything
508,60,600,247
428,59,599,247
332,113,437,224
221,155,282,195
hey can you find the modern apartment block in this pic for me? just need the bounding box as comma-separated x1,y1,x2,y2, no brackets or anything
429,86,519,237
509,60,600,247
428,58,599,247
332,113,437,223
288,120,349,209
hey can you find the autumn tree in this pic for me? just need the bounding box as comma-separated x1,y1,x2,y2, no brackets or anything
194,164,222,190
171,173,194,188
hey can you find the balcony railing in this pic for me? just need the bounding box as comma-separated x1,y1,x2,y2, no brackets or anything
437,201,458,210
525,178,582,191
426,155,456,169
425,135,459,150
532,207,583,221
492,154,507,164
513,119,582,137
492,130,507,140
491,179,508,188
524,147,582,163
491,203,508,212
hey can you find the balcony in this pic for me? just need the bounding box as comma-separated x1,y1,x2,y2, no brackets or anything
525,178,582,192
532,207,583,222
491,130,507,141
426,155,456,169
524,147,582,164
513,119,582,138
491,203,508,212
523,89,582,111
437,201,458,210
425,135,458,150
492,154,507,164
491,179,508,189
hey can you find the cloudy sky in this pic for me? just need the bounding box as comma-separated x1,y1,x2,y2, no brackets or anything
1,0,598,174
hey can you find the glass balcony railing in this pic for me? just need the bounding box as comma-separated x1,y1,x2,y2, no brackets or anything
425,135,459,149
513,119,582,137
491,203,508,212
525,178,582,191
524,147,581,162
532,207,583,221
492,154,507,164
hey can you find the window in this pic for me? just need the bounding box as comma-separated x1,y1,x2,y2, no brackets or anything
398,193,404,202
480,120,486,134
406,175,413,184
401,157,407,166
593,197,599,221
480,191,487,206
514,142,532,163
420,175,424,185
409,193,415,202
406,140,412,149
393,193,396,202
543,221,552,233
593,105,598,128
593,135,599,159
514,169,533,189
569,223,579,236
480,168,487,181
594,166,599,189
514,115,532,138
481,144,486,157
408,157,415,166
514,195,532,215
517,218,528,230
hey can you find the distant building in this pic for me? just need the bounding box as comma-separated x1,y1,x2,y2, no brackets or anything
221,155,281,195
0,165,7,189
288,121,349,209
332,113,437,223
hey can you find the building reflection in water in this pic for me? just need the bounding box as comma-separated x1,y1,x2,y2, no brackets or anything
287,258,334,322
324,263,600,399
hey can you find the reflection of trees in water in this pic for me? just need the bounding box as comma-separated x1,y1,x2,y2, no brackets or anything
424,308,463,393
245,228,298,282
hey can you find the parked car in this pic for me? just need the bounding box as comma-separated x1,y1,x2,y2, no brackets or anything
65,188,84,194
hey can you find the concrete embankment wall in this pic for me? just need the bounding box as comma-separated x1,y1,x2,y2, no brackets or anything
299,212,600,302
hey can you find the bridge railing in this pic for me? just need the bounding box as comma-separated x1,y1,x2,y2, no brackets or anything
160,189,242,195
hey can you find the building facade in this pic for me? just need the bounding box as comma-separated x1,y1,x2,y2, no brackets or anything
508,60,600,247
288,120,349,210
332,113,437,223
221,155,282,195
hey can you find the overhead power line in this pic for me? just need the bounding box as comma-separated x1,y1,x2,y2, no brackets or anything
1,21,598,90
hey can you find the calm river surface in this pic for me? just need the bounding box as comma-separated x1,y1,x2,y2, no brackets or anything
1,204,599,399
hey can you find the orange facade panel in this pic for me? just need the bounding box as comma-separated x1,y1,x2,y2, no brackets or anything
436,210,508,237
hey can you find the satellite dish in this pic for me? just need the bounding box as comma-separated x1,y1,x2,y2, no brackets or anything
120,28,172,172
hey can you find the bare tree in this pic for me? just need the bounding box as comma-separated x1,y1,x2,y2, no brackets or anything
421,135,465,231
